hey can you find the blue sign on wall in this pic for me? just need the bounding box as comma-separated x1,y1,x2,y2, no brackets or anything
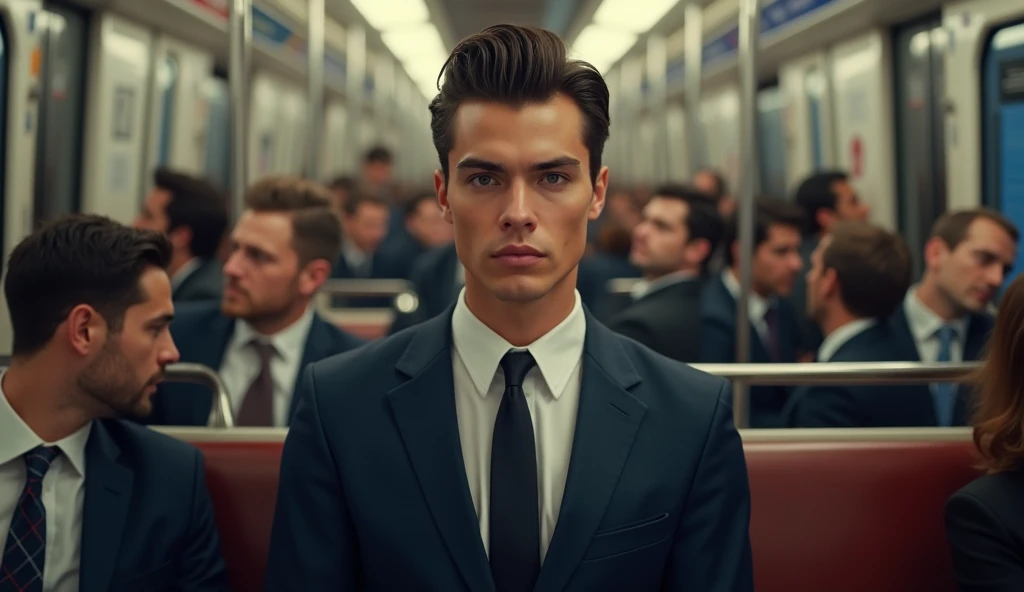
252,5,305,55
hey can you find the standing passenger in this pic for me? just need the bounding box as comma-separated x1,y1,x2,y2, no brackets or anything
266,24,753,592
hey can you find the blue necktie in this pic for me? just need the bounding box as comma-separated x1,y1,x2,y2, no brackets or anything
933,325,958,427
0,446,62,592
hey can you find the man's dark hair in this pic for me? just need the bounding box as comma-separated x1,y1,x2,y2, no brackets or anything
364,146,393,165
931,208,1020,250
342,191,388,218
429,24,610,184
5,214,172,356
723,197,805,266
403,192,438,219
823,221,912,319
695,167,729,201
245,177,343,265
652,183,724,262
794,170,849,236
328,176,357,193
153,168,229,259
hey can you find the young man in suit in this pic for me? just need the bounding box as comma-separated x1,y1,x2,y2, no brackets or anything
148,177,364,427
0,214,227,591
888,209,1018,426
267,24,753,592
134,168,229,303
607,184,723,362
783,222,923,427
699,197,806,427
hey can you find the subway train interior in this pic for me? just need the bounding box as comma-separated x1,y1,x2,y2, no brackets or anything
0,0,1022,589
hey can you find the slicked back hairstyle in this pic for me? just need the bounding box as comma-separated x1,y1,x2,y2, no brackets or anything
244,176,343,265
822,221,913,319
429,24,611,184
5,214,172,356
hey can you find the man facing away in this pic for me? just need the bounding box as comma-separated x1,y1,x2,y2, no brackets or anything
0,214,227,591
266,24,753,592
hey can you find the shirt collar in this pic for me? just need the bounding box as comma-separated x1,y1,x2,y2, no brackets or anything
170,257,201,290
903,285,969,342
0,372,92,476
343,239,367,269
631,270,698,300
817,318,877,362
722,269,771,322
229,307,316,365
451,287,586,399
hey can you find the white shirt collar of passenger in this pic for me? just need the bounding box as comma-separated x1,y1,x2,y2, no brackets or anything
170,257,201,290
343,238,367,269
451,287,586,400
721,269,771,324
0,372,92,476
229,306,316,366
631,270,698,301
903,285,969,344
816,318,877,362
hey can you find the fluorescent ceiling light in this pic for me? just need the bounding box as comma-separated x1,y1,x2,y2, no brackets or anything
571,24,637,72
349,0,429,30
593,0,679,34
382,23,447,62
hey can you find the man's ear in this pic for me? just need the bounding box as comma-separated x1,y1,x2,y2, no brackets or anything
435,170,452,224
65,304,107,357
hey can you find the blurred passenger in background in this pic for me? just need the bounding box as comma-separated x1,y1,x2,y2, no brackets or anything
377,191,454,279
790,170,870,354
784,222,925,427
577,188,642,317
387,242,464,335
693,166,733,217
134,168,229,303
149,177,364,427
332,192,392,280
888,209,1017,427
700,197,805,427
327,175,356,220
361,146,394,198
946,272,1024,590
607,184,722,362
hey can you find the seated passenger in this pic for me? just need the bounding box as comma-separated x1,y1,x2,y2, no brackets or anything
0,214,227,590
134,168,229,303
149,177,364,427
783,222,929,427
699,197,805,427
946,273,1024,590
376,191,454,279
889,209,1017,426
331,192,397,307
606,184,722,362
387,242,463,334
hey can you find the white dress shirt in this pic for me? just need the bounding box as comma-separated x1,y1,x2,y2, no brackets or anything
721,269,772,345
451,287,586,562
816,318,877,362
342,239,369,276
218,307,315,426
0,375,91,592
902,286,969,363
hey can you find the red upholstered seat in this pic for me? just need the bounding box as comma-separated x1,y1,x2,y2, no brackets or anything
189,434,980,592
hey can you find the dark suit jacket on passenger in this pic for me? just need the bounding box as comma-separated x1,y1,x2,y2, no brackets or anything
388,243,462,335
173,258,223,303
783,323,938,427
331,252,403,308
576,253,641,320
266,307,754,591
81,419,227,591
699,274,802,427
946,469,1024,591
606,277,703,363
148,301,364,426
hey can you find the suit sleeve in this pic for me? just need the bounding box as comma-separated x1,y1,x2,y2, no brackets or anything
265,365,360,591
177,450,230,591
783,385,862,428
946,489,1024,592
661,381,754,591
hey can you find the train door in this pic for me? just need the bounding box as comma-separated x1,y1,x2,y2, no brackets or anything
757,83,788,198
893,14,948,274
33,2,87,225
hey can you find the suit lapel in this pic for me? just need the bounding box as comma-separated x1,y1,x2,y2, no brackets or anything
386,308,494,592
80,421,133,592
288,315,332,423
535,315,646,592
887,307,921,362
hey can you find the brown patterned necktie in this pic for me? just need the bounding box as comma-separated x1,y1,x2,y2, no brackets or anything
235,340,277,426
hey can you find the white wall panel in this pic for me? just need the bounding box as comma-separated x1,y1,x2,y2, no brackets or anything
699,85,741,195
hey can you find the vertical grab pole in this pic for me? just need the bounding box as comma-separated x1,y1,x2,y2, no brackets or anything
735,0,761,429
683,0,703,175
307,0,326,181
228,0,253,220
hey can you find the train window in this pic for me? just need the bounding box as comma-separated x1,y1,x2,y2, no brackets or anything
982,20,1024,290
33,4,89,225
156,54,179,167
202,73,230,192
893,14,948,276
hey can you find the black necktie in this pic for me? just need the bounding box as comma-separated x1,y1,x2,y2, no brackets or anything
490,350,540,592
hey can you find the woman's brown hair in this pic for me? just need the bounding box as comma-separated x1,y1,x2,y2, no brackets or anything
972,273,1024,473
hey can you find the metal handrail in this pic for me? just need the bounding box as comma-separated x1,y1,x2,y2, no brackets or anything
163,363,234,428
320,278,415,298
692,362,979,386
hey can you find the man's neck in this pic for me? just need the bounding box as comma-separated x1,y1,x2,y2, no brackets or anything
821,306,859,338
915,277,961,321
3,356,94,443
244,302,311,336
463,275,577,347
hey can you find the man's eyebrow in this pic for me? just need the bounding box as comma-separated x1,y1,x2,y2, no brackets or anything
529,156,581,171
147,313,175,327
456,158,504,172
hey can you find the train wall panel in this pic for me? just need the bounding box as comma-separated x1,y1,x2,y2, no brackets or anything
779,51,836,190
699,85,742,195
665,104,690,181
323,99,350,179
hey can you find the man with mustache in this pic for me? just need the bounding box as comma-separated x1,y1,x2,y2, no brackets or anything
148,176,364,427
0,214,228,591
267,24,753,592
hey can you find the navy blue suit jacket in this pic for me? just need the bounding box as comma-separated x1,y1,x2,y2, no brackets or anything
80,419,227,591
698,274,802,427
172,258,223,303
783,323,938,427
265,306,753,591
886,305,994,426
388,243,462,335
148,301,364,426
